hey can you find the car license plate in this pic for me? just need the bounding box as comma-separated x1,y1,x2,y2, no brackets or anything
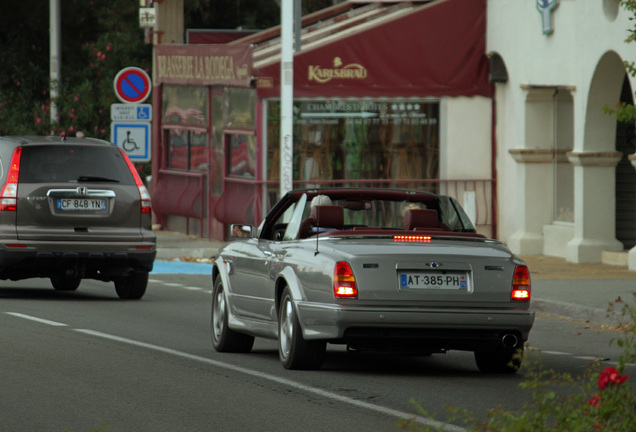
56,198,107,211
399,271,468,289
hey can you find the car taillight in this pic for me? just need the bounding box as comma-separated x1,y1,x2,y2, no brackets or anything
333,261,358,298
0,147,22,212
511,264,531,302
119,148,151,214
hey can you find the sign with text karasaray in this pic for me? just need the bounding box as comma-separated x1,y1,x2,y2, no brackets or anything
155,44,253,87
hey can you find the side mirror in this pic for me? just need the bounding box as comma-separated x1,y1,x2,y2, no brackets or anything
231,224,253,238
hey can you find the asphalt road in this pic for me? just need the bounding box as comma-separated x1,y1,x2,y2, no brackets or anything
1,274,634,432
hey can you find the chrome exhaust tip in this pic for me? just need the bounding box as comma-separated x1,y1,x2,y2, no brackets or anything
501,333,519,348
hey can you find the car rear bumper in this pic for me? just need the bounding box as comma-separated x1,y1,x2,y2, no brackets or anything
0,241,156,281
296,301,535,351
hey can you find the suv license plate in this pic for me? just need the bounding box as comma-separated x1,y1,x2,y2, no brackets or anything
57,198,107,211
399,271,468,289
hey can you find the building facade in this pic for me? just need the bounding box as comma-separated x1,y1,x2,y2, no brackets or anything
148,0,636,269
487,0,636,268
150,0,496,240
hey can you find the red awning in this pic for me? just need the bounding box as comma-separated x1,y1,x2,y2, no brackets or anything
250,0,491,99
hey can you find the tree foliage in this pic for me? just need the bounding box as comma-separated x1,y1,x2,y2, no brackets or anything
0,0,151,137
0,0,332,137
185,0,333,29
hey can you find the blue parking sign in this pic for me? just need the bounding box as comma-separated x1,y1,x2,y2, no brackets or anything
110,122,151,162
137,106,150,120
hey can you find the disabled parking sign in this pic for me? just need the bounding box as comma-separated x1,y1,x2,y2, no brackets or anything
114,67,152,104
111,122,151,162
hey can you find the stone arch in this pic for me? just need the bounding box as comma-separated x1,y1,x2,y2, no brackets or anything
583,51,626,152
488,52,508,84
565,50,626,263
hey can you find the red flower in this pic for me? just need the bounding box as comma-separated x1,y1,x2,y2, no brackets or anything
589,394,602,407
598,367,628,390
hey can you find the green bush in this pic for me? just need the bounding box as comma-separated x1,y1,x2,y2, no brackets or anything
398,294,636,432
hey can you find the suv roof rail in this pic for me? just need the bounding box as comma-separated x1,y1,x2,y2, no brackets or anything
0,136,28,145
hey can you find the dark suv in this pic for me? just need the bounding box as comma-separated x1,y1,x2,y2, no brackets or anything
0,136,156,299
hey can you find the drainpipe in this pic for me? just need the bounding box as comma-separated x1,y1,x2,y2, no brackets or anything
491,91,497,238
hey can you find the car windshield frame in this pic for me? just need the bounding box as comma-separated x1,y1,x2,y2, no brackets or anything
260,188,477,241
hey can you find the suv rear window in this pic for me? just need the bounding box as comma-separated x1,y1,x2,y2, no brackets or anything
18,145,135,185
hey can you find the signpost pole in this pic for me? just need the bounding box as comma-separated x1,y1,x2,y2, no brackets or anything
49,0,61,129
280,0,294,198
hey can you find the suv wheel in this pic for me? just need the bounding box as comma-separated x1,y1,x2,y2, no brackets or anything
50,276,81,291
115,272,148,300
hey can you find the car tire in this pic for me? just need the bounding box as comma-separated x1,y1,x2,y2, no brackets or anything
211,278,254,353
50,276,81,291
278,287,326,370
474,346,523,374
115,271,148,300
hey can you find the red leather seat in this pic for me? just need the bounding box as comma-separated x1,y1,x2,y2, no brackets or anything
311,205,344,229
403,209,442,230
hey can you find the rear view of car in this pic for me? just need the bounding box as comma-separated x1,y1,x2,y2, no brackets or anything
212,188,534,373
0,136,156,299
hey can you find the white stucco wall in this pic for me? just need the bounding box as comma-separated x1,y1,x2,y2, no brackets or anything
440,96,493,237
440,96,492,180
487,0,636,262
488,1,633,93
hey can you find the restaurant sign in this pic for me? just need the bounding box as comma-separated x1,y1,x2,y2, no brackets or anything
307,57,368,84
155,44,253,87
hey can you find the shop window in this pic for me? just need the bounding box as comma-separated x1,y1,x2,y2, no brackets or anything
266,99,439,187
166,129,189,170
226,134,256,179
225,87,255,129
166,129,209,171
190,131,209,171
162,85,208,127
162,85,210,172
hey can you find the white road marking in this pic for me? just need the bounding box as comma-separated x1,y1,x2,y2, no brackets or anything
538,350,570,355
4,312,67,327
3,310,462,431
9,309,635,429
71,328,465,432
182,286,205,291
149,279,208,291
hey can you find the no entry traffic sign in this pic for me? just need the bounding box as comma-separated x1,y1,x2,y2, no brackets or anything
114,67,152,104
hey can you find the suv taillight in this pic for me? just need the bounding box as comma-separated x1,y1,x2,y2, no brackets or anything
511,264,531,301
0,147,22,212
119,149,151,214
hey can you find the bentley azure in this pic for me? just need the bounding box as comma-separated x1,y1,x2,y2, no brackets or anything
211,188,534,373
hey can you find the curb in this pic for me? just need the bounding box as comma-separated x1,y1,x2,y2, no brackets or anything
532,298,620,327
156,248,218,261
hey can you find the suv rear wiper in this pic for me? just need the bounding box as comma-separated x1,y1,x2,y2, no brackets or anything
77,175,120,183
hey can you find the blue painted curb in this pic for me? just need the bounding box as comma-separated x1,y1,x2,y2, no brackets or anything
151,260,212,275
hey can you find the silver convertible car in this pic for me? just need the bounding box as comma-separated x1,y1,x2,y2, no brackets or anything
211,188,534,373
